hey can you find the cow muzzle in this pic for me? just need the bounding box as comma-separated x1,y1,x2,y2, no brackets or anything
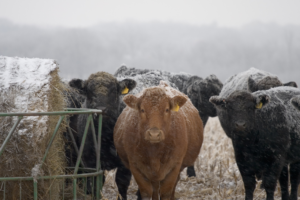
233,120,248,135
145,127,165,144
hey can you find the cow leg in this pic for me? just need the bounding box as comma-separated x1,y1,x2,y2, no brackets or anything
186,166,196,177
239,171,256,200
83,155,97,195
170,174,180,200
289,162,300,200
160,165,181,200
130,167,153,200
151,181,160,200
115,166,132,200
234,149,256,200
136,189,142,200
263,161,284,200
278,164,289,200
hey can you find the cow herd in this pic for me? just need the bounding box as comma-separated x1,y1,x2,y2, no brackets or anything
65,67,300,200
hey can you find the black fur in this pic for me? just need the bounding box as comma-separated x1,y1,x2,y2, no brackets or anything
183,75,223,177
283,81,298,88
69,72,136,200
248,76,282,92
248,76,298,93
63,82,86,167
210,87,300,200
186,74,223,126
220,68,297,99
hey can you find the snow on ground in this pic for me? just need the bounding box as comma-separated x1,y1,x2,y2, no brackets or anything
102,117,284,200
0,56,58,139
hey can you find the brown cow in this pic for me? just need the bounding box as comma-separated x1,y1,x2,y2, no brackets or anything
114,81,203,200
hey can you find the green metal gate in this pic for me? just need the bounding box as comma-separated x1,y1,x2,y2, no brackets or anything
0,108,103,200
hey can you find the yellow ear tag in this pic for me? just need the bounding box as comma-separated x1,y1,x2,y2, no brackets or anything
122,87,129,94
172,104,180,112
256,102,263,109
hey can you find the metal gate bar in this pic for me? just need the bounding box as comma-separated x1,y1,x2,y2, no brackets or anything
0,108,103,200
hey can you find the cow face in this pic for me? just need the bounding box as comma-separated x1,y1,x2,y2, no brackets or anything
124,88,187,144
210,91,269,137
187,75,223,117
291,96,300,111
69,72,136,118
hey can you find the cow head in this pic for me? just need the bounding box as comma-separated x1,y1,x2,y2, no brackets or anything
248,76,298,93
291,96,300,111
210,91,269,137
69,72,136,118
123,87,187,144
187,75,223,118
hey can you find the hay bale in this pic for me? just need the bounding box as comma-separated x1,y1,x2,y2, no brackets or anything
0,56,66,200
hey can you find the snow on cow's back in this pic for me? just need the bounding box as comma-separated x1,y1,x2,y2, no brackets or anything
220,67,276,98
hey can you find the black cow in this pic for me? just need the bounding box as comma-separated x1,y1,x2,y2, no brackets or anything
69,71,136,200
210,86,300,200
186,74,223,126
291,95,300,111
115,66,223,178
63,81,86,167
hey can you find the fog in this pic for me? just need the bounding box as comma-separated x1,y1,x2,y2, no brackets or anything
0,18,299,85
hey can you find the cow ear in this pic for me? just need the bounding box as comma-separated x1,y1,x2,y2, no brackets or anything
291,96,300,111
248,77,258,92
209,96,226,108
69,79,86,95
171,96,187,112
119,79,137,95
255,94,270,109
283,81,298,88
123,94,139,109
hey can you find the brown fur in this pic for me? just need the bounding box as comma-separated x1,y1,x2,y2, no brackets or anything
114,81,203,200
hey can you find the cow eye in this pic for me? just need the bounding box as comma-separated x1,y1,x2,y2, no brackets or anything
166,108,169,112
141,109,145,113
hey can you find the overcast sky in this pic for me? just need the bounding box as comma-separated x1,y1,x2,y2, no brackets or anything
1,0,300,28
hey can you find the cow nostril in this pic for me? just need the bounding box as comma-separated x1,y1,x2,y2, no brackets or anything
149,131,161,137
235,121,246,129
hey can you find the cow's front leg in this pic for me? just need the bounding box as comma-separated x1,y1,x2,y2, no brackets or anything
289,162,300,200
115,165,132,200
160,165,181,200
151,181,160,200
279,164,289,200
130,166,153,200
240,171,256,200
186,166,196,177
234,148,256,200
263,160,284,200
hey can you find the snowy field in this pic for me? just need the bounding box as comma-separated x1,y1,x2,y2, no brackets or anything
102,117,286,200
